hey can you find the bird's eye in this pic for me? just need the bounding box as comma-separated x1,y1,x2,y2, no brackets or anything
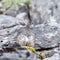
1,40,3,42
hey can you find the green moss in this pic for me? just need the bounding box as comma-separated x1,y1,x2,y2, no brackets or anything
4,0,30,8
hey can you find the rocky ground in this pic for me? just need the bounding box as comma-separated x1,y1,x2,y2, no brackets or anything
0,0,60,60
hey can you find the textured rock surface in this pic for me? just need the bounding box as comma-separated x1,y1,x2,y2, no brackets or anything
30,0,60,25
0,0,60,60
5,4,28,17
33,25,58,48
5,4,30,26
0,49,40,60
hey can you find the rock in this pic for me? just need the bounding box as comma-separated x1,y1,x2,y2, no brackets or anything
5,4,29,17
0,15,24,29
30,0,48,25
30,0,60,25
43,50,55,58
43,53,59,60
0,0,60,60
30,24,59,49
0,15,40,60
0,49,41,60
16,23,59,49
0,15,25,47
0,15,27,47
16,12,30,26
5,4,30,26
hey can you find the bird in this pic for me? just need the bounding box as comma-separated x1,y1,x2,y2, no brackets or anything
17,34,35,47
17,34,44,59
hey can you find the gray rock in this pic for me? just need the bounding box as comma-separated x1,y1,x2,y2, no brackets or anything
30,24,59,49
0,49,40,60
0,15,25,29
0,0,60,60
44,50,55,58
0,15,27,47
30,0,60,25
44,53,59,60
5,4,29,17
15,23,59,49
30,0,49,25
5,4,30,26
16,12,30,26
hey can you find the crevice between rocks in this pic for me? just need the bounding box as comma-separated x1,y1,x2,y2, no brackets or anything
36,45,58,51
